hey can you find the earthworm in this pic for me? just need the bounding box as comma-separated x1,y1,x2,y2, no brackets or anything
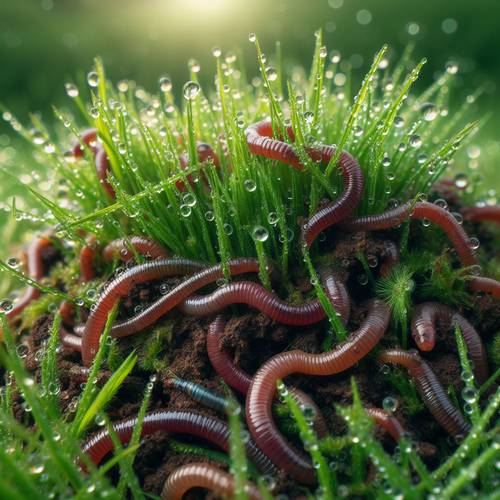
82,409,275,475
377,349,470,436
102,237,169,263
206,316,328,437
79,243,97,283
162,463,262,500
365,407,405,442
246,120,364,247
176,141,220,191
61,332,82,352
95,146,116,199
462,205,500,223
80,257,206,366
246,299,391,484
5,236,52,321
72,128,98,158
341,202,477,267
59,300,75,326
410,302,488,383
165,378,231,414
468,277,500,298
178,269,351,326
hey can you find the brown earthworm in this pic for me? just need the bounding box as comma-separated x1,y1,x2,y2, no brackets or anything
177,141,220,191
410,302,488,383
61,332,82,352
468,277,500,298
341,202,477,267
79,243,97,283
377,349,471,436
462,205,500,223
178,269,351,326
245,120,364,247
59,300,76,327
162,463,262,500
246,299,391,484
82,409,275,475
80,258,206,365
5,236,52,321
206,316,329,438
102,237,169,263
365,407,405,442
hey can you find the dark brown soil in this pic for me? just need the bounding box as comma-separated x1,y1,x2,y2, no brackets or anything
6,189,500,498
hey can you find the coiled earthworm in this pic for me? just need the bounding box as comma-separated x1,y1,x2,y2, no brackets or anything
377,349,471,436
177,141,220,191
365,407,405,442
468,276,500,298
341,202,477,267
410,302,488,383
165,378,231,414
178,269,351,326
206,316,329,437
80,258,206,366
5,236,52,322
161,462,262,500
72,128,98,158
245,120,364,247
462,205,500,223
82,409,275,475
102,237,169,263
246,299,391,484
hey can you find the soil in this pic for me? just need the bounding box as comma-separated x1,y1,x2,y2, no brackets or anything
6,189,500,498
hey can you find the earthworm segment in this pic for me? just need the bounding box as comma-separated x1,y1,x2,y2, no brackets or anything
462,205,500,223
411,302,488,383
377,349,471,436
365,407,405,442
468,277,500,298
161,462,262,500
102,237,169,263
246,299,391,484
177,141,220,191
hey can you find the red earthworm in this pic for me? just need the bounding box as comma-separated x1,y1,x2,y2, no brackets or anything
468,276,500,298
107,259,262,340
410,302,488,383
377,349,470,436
176,141,220,191
72,128,98,158
206,316,328,437
95,145,116,199
102,237,169,263
245,120,364,247
61,332,82,352
59,300,75,327
462,205,500,223
178,269,351,326
80,258,206,365
365,407,405,442
82,409,275,475
246,299,391,484
341,202,477,267
81,258,254,365
162,462,262,500
79,243,97,283
4,237,52,322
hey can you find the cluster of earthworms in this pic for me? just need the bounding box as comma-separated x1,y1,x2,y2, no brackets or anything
5,122,499,498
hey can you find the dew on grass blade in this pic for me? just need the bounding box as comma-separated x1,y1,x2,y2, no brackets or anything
252,225,269,242
183,81,200,101
87,71,99,88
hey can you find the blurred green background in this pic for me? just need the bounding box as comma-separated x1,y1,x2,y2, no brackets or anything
0,0,498,258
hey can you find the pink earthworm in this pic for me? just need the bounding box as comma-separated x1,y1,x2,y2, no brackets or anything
82,409,275,475
162,463,262,500
4,236,52,322
245,299,391,484
365,407,405,442
102,237,169,263
462,205,500,223
341,201,477,267
177,141,220,191
81,258,257,365
245,120,364,247
206,316,329,438
377,349,470,436
178,269,351,326
80,258,206,365
468,277,500,298
410,302,488,383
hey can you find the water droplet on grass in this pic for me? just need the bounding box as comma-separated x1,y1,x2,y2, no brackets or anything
409,134,422,148
159,76,172,92
87,71,99,88
454,173,468,189
445,61,459,74
252,225,269,242
244,179,256,192
382,396,398,413
265,67,278,82
183,81,200,101
248,33,256,43
421,102,438,122
65,83,79,98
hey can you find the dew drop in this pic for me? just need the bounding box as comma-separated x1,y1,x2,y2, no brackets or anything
65,83,79,98
353,125,363,137
468,237,480,250
382,396,398,413
204,210,215,222
180,204,192,217
420,102,438,122
252,225,269,242
211,46,222,58
183,193,197,207
95,414,106,426
394,116,405,128
159,76,172,93
87,71,99,88
265,67,278,82
244,179,257,192
183,81,200,101
454,173,468,189
409,134,422,148
445,61,459,75
248,32,257,43
304,111,314,124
